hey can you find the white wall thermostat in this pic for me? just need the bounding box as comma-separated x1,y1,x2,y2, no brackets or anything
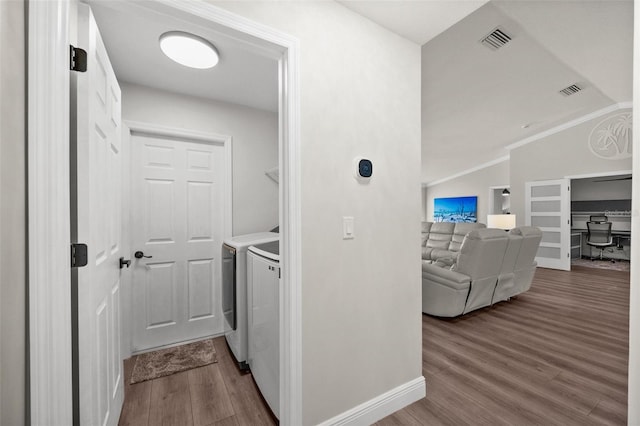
354,157,373,183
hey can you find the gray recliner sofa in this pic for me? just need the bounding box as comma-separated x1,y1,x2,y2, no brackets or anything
422,226,542,317
421,221,486,264
422,228,509,317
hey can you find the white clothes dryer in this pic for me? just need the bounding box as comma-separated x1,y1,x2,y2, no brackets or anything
222,232,278,370
247,241,280,418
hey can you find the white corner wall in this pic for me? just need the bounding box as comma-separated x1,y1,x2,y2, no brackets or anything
0,0,26,424
628,2,639,422
424,160,509,224
510,108,633,226
120,83,279,235
211,1,423,424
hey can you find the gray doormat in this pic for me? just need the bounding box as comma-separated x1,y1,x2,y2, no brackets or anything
130,338,217,384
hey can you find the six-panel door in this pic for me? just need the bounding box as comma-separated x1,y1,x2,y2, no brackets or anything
130,133,225,352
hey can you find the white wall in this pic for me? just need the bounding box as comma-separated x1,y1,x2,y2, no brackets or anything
571,177,632,201
0,0,26,424
120,83,279,236
510,108,633,225
628,2,639,421
424,160,509,224
212,2,423,424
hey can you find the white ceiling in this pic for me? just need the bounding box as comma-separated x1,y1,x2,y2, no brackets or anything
90,2,279,112
90,1,633,185
420,0,633,184
338,0,488,45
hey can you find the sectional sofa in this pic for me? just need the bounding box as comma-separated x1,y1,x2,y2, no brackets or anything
421,225,542,317
421,221,486,263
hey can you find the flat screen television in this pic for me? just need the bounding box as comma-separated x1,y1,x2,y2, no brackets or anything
434,196,477,223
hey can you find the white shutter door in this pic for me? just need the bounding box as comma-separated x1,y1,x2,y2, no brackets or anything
525,179,571,270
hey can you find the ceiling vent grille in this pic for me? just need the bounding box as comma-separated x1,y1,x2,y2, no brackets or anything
481,28,512,50
559,84,582,97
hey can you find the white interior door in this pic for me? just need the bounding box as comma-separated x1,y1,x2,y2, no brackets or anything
525,179,571,270
75,4,123,425
130,131,225,352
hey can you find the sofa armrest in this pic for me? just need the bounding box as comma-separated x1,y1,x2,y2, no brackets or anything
422,264,470,290
434,256,456,268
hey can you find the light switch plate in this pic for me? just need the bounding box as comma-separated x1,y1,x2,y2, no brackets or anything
343,216,354,240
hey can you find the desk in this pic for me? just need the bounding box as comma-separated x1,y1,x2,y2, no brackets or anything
571,232,582,259
571,229,631,261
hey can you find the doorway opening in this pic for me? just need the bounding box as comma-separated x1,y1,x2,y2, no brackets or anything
28,1,301,424
569,172,632,272
488,185,511,215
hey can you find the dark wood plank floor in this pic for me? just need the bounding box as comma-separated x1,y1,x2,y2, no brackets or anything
118,337,277,426
377,265,629,426
119,265,629,425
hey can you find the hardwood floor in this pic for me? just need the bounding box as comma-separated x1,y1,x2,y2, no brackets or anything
119,265,629,425
118,338,277,426
377,265,629,426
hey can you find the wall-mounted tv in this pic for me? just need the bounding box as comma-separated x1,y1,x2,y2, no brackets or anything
434,196,478,223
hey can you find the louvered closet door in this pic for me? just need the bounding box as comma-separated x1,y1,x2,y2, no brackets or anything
525,179,571,270
130,132,225,352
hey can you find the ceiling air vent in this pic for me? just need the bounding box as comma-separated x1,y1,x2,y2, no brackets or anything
559,84,582,97
481,28,512,50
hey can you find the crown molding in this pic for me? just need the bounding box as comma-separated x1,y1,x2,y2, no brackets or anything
505,101,632,151
423,102,633,188
425,155,509,187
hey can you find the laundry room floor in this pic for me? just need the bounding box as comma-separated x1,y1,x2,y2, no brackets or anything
118,336,277,426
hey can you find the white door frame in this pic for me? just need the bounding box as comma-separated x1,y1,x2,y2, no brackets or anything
27,1,302,425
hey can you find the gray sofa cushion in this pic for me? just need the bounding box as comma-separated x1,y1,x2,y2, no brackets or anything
509,226,543,293
492,233,524,303
449,222,486,252
422,222,454,261
427,222,455,249
421,221,432,247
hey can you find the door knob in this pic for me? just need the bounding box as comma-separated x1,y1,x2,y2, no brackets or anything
134,251,152,259
119,257,131,269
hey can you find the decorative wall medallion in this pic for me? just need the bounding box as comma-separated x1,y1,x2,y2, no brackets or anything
588,112,632,160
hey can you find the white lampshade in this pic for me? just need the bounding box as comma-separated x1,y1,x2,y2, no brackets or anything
487,214,516,230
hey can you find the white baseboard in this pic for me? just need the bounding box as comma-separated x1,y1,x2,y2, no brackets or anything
318,376,426,426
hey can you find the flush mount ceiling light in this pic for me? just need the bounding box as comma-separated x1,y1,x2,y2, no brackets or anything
159,31,219,69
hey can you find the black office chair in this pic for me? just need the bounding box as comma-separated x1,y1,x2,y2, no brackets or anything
586,221,614,261
589,215,608,222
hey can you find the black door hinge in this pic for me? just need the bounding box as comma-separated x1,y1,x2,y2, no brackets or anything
70,45,87,72
71,243,88,268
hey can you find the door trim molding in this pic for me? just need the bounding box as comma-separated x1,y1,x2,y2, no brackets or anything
28,1,302,424
27,1,74,424
125,120,234,241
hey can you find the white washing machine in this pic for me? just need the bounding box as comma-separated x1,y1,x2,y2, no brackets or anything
222,232,278,370
247,241,280,418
